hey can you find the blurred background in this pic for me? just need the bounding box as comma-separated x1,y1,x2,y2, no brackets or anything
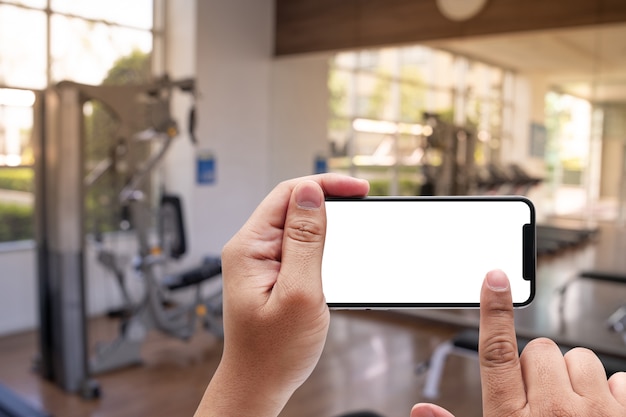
0,1,625,416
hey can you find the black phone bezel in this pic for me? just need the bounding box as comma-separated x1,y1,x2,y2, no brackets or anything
323,196,536,309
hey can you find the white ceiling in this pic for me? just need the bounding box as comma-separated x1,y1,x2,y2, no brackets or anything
423,23,626,103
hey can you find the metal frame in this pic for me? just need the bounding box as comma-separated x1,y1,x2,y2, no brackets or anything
34,78,194,397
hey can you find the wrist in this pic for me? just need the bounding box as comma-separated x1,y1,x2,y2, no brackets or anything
193,358,290,417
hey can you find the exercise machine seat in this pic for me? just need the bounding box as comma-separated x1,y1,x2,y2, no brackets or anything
579,270,626,285
423,328,626,399
163,256,222,291
451,329,625,377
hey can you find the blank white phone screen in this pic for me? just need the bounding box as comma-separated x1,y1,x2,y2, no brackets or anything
322,199,534,307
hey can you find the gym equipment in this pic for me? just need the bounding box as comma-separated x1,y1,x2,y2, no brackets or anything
472,162,598,256
34,76,222,397
90,193,223,375
534,223,599,257
0,384,50,417
477,163,543,197
419,113,477,196
420,328,626,399
557,270,626,342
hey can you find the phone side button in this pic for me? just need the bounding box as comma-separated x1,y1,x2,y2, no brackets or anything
522,223,536,281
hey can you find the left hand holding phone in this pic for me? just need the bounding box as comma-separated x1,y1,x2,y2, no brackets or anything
193,174,369,417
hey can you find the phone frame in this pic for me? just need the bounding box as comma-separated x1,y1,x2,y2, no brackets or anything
323,196,536,309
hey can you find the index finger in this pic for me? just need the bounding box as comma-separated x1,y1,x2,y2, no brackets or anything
245,173,370,233
479,269,527,416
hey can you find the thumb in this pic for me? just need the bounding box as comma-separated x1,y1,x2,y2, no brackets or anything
410,403,455,417
274,180,327,303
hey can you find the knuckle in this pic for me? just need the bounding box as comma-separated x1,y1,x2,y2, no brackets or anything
282,285,316,310
487,302,515,319
543,402,575,417
221,237,241,267
285,218,324,244
480,334,519,368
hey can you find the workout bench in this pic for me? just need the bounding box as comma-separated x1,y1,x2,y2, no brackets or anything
421,329,626,399
557,270,626,337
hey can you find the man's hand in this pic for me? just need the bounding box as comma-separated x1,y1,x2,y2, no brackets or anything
411,269,626,417
194,174,369,417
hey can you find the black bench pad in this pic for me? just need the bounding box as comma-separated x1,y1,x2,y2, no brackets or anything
579,270,626,285
452,329,626,377
163,256,222,291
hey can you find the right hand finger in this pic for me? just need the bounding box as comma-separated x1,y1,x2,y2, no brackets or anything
478,269,527,416
410,403,455,417
609,372,626,408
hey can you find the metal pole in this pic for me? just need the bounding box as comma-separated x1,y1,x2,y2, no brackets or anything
36,84,94,397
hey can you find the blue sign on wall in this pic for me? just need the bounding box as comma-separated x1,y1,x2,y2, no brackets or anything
197,151,216,185
314,154,328,174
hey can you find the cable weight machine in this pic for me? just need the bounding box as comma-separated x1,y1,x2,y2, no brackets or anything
34,77,222,398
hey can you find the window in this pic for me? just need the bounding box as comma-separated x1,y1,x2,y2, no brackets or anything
328,46,515,196
0,88,35,242
0,0,157,243
544,91,593,215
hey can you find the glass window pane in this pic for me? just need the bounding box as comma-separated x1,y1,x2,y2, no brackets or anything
51,0,153,29
431,50,455,89
328,68,351,118
0,88,36,167
358,49,383,72
400,82,426,122
0,88,35,242
355,72,391,119
0,166,34,242
400,46,455,89
51,14,152,85
427,89,453,118
333,51,358,70
0,5,47,89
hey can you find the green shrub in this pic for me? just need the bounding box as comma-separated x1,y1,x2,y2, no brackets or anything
368,179,420,196
0,202,34,242
0,168,34,193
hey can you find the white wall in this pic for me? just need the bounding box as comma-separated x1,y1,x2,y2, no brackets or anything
187,0,330,258
269,54,331,185
0,244,37,334
160,0,198,270
188,0,274,258
0,236,138,335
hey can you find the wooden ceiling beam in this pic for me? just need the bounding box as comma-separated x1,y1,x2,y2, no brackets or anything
275,0,626,56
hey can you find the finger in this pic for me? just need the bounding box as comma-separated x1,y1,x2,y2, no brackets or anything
520,338,573,406
479,269,527,416
564,347,611,398
410,403,456,417
609,372,626,407
273,180,327,306
245,173,369,233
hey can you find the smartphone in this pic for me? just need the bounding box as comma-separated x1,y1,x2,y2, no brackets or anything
322,196,535,308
